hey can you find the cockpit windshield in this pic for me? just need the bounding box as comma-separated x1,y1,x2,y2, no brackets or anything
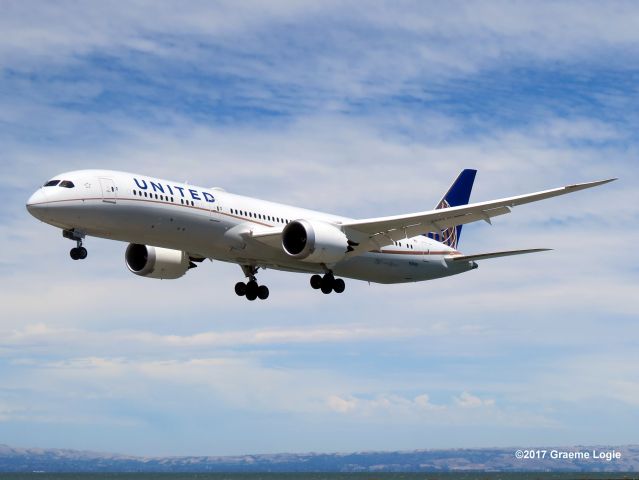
59,180,75,188
44,180,60,187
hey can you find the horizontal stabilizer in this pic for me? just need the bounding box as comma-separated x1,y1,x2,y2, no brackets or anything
447,248,552,262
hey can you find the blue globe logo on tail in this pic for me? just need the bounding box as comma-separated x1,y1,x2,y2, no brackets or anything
429,198,459,248
425,169,476,250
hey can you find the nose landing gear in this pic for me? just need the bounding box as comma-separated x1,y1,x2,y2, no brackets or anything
310,272,345,294
70,246,88,260
63,229,88,260
235,265,269,301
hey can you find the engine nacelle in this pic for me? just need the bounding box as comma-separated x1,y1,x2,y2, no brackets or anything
282,219,349,264
125,243,190,279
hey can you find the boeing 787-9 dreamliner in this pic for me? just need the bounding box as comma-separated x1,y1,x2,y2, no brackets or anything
26,169,614,300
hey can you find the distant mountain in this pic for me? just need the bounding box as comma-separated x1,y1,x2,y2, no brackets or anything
0,444,638,472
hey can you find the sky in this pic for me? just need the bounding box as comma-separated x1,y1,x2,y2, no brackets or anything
1,0,638,457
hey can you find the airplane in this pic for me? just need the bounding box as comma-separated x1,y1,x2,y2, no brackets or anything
26,169,615,301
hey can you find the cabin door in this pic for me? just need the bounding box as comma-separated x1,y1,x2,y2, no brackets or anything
99,178,117,204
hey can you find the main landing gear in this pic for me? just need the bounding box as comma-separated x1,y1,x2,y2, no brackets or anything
63,229,88,260
235,265,269,301
310,272,345,294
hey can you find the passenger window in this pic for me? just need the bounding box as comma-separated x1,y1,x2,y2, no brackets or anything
59,180,75,188
44,180,60,187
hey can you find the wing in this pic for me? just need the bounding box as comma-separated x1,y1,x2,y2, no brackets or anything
446,248,551,262
244,224,285,249
343,178,615,253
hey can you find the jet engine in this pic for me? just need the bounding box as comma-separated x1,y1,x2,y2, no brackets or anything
282,219,350,264
125,243,193,279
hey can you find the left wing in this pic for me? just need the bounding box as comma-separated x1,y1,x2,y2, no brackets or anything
446,248,551,262
342,178,615,253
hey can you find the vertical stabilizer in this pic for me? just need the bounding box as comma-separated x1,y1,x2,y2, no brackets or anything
426,169,477,249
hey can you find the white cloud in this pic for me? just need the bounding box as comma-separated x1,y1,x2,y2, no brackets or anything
327,395,358,413
454,391,495,408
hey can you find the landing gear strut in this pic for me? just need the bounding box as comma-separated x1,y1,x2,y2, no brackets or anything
64,229,88,260
235,265,269,301
310,272,345,294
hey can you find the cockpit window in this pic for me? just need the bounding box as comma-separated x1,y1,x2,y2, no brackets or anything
44,180,60,187
59,180,75,188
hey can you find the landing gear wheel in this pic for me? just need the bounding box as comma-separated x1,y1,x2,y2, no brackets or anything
235,282,247,296
310,274,322,290
257,285,270,300
70,247,87,260
246,280,258,301
320,275,334,294
333,278,345,293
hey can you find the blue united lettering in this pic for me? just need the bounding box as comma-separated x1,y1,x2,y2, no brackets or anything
133,178,215,203
133,178,148,190
150,181,165,193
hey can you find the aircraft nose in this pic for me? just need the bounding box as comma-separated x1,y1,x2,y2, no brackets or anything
26,188,47,218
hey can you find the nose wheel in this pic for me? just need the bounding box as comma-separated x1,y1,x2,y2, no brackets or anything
235,265,269,301
310,273,345,294
63,229,88,260
70,246,88,260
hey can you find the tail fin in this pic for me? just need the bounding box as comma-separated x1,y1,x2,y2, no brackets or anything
426,169,477,249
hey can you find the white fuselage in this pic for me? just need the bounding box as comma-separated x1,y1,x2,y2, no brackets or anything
26,169,475,284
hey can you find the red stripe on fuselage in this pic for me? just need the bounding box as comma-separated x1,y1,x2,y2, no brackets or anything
29,197,462,255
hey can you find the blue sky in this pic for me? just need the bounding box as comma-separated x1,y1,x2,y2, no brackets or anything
1,0,638,456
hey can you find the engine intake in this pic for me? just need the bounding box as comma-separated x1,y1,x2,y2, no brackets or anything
282,219,349,264
125,243,191,279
